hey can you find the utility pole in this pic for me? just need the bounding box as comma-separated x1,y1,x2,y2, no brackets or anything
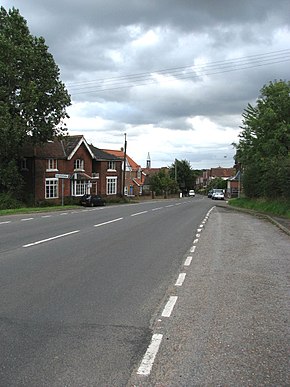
122,133,127,196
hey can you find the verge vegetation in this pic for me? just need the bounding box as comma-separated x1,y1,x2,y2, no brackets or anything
229,198,290,218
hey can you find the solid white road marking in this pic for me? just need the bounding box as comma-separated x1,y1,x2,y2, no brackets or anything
23,230,80,248
184,256,193,266
137,334,163,376
175,273,186,286
94,218,123,227
162,296,178,317
131,211,148,217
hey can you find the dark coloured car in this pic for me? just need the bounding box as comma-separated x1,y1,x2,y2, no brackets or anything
80,194,106,207
207,189,213,198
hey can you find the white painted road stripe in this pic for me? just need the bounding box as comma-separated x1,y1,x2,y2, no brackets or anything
175,273,186,286
0,221,11,225
21,218,34,221
184,256,192,266
193,238,199,244
162,296,178,317
131,211,148,217
23,230,80,248
94,218,123,227
137,334,163,376
190,245,196,253
41,215,52,218
152,207,163,211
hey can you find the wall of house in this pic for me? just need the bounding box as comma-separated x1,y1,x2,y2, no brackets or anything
93,160,122,196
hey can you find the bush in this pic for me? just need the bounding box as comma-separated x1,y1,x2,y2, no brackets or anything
0,193,24,210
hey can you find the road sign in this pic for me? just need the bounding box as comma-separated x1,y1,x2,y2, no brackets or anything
55,174,70,179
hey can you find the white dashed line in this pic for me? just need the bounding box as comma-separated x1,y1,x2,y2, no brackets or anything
162,296,178,317
0,221,11,225
137,334,163,376
190,245,196,253
152,207,163,211
41,215,52,218
184,256,193,266
131,211,148,217
94,218,123,227
21,218,34,221
197,228,202,232
165,204,174,208
193,238,199,244
23,230,80,248
175,273,186,286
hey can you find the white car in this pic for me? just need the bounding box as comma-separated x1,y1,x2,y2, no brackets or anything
188,190,195,197
212,189,224,200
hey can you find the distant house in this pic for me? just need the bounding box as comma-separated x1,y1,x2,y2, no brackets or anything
198,167,236,188
20,135,122,204
102,148,143,196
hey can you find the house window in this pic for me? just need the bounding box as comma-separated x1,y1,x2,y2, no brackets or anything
108,161,116,170
74,159,84,170
20,158,28,171
47,158,58,171
106,177,117,195
45,178,58,199
71,180,88,196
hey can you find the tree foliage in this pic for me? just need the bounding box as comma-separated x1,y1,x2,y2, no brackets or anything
169,159,197,194
149,169,178,197
0,7,71,196
234,80,290,199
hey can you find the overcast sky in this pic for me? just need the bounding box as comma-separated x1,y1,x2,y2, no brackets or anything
2,0,290,168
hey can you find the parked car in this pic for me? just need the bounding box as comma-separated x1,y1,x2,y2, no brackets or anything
207,189,213,198
188,189,195,197
80,194,106,207
212,189,225,200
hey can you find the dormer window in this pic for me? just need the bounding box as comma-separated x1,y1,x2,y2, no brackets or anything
47,158,58,171
74,159,84,171
108,161,116,171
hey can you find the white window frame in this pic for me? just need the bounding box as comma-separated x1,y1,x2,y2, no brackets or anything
74,159,84,171
47,158,58,171
45,178,58,199
108,161,116,171
106,177,117,195
71,180,90,196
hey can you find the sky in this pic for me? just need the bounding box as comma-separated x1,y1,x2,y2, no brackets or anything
2,0,290,169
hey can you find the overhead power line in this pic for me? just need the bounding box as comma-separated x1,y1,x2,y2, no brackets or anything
66,49,290,95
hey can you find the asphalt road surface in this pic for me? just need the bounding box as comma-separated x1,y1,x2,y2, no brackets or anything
0,196,214,386
129,205,290,386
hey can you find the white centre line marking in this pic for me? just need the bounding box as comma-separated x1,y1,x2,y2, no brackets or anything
193,238,199,244
94,217,123,227
23,230,80,248
175,273,186,286
190,246,196,253
196,233,201,237
21,218,34,221
137,334,163,376
197,228,202,232
0,221,11,225
152,207,163,211
184,256,193,266
59,212,68,216
41,215,52,218
165,204,174,208
131,211,148,217
162,296,178,317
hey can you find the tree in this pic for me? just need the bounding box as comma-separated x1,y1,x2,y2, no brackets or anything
234,80,290,199
149,169,178,197
0,7,71,196
169,159,197,195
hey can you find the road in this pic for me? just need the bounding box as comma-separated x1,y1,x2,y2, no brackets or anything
0,196,213,386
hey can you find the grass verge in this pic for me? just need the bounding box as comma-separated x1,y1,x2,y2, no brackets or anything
229,198,290,218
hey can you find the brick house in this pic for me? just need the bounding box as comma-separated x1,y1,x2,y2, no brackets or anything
20,135,122,204
102,148,143,196
197,167,236,189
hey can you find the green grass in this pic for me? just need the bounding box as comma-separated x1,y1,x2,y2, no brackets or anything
0,205,79,216
229,198,290,218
